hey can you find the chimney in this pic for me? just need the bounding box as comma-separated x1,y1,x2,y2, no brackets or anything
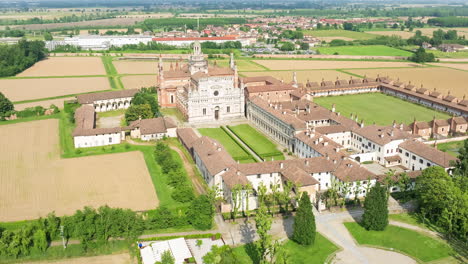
390,130,394,137
392,120,396,128
326,154,329,160
337,112,341,116
331,103,336,113
305,160,309,166
217,147,222,151
280,162,284,169
324,142,329,146
237,171,241,175
360,120,364,128
399,123,403,130
335,147,339,152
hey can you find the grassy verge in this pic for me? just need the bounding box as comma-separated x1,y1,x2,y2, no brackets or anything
227,124,284,161
314,93,450,126
437,140,465,157
344,222,454,263
232,234,339,264
160,107,186,122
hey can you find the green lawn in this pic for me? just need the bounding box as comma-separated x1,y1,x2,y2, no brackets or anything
344,222,454,263
198,127,254,162
303,29,376,40
428,50,468,59
232,234,339,264
161,107,186,122
437,140,465,157
227,124,284,160
315,45,412,57
96,108,125,118
314,93,450,126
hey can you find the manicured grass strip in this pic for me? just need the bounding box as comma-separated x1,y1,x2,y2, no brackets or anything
314,93,450,126
344,222,454,262
198,127,253,161
101,56,118,76
303,29,376,40
232,234,339,264
437,140,465,157
227,124,284,160
315,45,412,57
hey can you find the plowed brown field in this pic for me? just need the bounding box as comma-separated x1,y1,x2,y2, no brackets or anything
0,119,158,221
121,75,157,90
242,70,353,83
253,60,420,70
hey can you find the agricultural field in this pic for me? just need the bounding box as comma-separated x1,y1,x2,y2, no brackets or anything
252,60,420,71
303,29,376,40
241,70,353,84
11,17,148,30
121,75,157,89
198,127,255,163
16,57,106,77
314,93,450,126
14,97,74,110
317,36,355,42
22,253,132,264
348,67,468,98
0,77,110,102
228,124,284,161
428,50,468,59
0,119,158,222
114,60,172,74
78,28,141,35
211,59,266,71
315,45,412,57
429,62,468,71
365,30,415,39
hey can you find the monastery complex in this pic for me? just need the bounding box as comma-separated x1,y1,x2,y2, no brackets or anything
71,42,466,211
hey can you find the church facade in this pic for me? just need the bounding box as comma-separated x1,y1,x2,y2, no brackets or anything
157,41,244,123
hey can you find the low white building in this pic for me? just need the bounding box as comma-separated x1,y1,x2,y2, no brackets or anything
140,238,192,264
152,36,250,47
77,89,139,113
399,139,456,172
128,117,177,141
46,35,153,51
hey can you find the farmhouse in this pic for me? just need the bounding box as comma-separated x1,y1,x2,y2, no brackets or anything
128,117,177,141
77,89,139,112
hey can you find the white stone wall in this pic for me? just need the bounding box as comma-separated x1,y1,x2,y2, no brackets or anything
93,97,132,112
74,132,121,148
399,148,437,171
246,172,284,194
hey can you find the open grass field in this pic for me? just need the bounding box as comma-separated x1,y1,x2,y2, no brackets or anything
344,222,454,263
315,45,412,57
314,93,450,126
365,30,415,39
114,60,172,74
428,50,468,59
22,253,132,264
17,57,106,77
437,140,465,157
232,234,338,264
348,67,468,98
0,77,110,102
198,127,254,162
316,36,355,42
0,119,158,222
121,75,157,89
252,60,420,71
228,124,284,160
14,97,73,110
304,29,376,40
242,70,352,84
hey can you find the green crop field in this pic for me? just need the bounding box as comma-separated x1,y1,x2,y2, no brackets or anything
315,45,412,57
228,124,284,161
198,127,255,163
232,234,339,264
314,93,450,126
345,222,454,263
303,29,376,40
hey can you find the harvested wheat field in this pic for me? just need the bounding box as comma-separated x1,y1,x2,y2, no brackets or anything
429,63,468,71
0,119,158,221
17,57,106,77
22,253,133,264
0,77,110,102
114,60,173,74
242,70,352,84
316,36,355,42
121,75,157,89
348,67,468,98
366,31,415,39
253,60,421,70
14,97,74,110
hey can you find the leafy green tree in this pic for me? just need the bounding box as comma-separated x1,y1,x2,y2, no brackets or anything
132,88,159,117
44,32,53,41
171,184,194,203
32,229,48,252
203,245,239,264
410,47,436,63
292,192,316,245
156,250,175,264
362,182,388,231
279,42,295,51
255,202,272,263
187,195,214,230
125,103,153,123
0,92,14,118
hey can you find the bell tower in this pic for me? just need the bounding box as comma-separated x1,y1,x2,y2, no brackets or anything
188,41,208,74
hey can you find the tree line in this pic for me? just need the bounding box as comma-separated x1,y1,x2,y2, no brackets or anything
0,12,127,26
428,17,468,27
140,18,247,32
124,88,160,124
0,39,47,77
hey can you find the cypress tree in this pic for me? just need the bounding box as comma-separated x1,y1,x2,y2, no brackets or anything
292,192,316,245
362,182,388,231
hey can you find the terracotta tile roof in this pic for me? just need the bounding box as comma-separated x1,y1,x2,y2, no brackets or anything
241,76,282,85
222,167,249,189
246,84,295,94
129,117,176,135
72,105,122,137
192,136,236,175
72,127,121,137
384,155,401,162
281,166,319,186
191,66,234,81
164,69,191,79
295,131,347,159
249,96,306,130
354,125,416,146
399,139,457,167
333,159,376,182
177,128,199,149
315,125,351,134
77,89,139,104
452,116,467,125
433,119,449,127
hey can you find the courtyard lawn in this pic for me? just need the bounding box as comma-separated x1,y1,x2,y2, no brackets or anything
437,140,465,157
344,222,454,263
198,127,254,162
160,107,186,122
227,124,284,161
303,29,376,40
232,234,339,264
315,45,412,57
314,93,450,126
